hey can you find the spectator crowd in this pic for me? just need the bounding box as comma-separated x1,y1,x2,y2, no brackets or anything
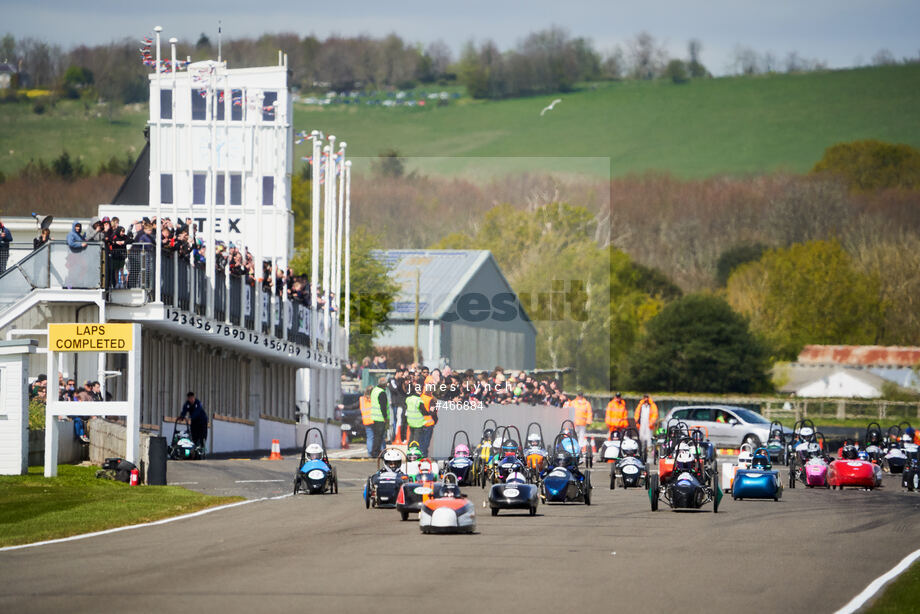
38,215,332,308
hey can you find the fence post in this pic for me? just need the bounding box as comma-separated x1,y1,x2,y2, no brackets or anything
836,400,845,420
879,401,887,420
802,401,808,418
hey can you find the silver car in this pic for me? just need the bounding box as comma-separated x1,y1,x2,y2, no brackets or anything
662,405,791,448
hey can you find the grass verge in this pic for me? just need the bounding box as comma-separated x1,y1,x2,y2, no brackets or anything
865,559,920,613
0,465,242,547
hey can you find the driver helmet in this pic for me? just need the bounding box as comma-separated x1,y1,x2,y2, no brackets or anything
610,430,622,440
621,438,639,456
407,444,422,462
751,454,769,469
453,443,471,458
841,444,859,460
502,439,518,457
806,441,821,456
799,426,815,441
506,471,526,484
901,432,913,445
481,428,494,443
419,460,433,475
675,444,694,468
555,451,574,469
737,448,753,466
382,448,402,472
526,433,542,448
306,442,323,461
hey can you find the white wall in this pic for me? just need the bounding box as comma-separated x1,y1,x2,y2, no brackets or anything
258,417,296,451
0,348,30,474
796,372,881,399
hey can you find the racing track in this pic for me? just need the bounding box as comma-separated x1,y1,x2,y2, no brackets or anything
2,458,919,614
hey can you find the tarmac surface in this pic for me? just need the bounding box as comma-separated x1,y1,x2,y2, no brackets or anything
2,455,919,614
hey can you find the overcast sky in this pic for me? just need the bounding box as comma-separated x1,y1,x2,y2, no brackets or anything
3,0,919,74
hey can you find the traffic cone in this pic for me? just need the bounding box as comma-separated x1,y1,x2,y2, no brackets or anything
341,429,349,449
269,439,283,460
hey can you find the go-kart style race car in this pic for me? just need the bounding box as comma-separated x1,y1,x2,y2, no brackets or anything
442,430,477,486
649,436,721,513
900,438,920,491
765,421,789,465
483,426,532,486
487,428,540,515
732,447,782,501
293,428,338,495
609,431,649,490
523,422,550,476
396,458,440,521
364,447,408,508
829,442,883,490
558,419,593,468
542,432,592,505
167,418,205,460
597,428,627,464
404,441,439,480
883,425,910,474
473,421,499,486
419,473,476,534
722,443,754,493
788,421,830,489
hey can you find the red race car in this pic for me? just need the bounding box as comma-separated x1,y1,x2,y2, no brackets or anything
829,443,883,490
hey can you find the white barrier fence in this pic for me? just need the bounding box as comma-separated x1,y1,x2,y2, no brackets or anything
427,402,576,458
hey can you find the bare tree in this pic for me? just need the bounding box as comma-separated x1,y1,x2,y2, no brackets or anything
872,48,897,66
731,45,761,75
627,31,665,79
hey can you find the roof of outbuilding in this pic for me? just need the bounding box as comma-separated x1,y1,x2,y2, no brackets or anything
374,249,534,333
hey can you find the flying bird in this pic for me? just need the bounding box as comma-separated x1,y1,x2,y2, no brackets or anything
540,98,562,116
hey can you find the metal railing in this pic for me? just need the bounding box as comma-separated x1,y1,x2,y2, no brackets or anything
0,240,341,359
0,241,104,309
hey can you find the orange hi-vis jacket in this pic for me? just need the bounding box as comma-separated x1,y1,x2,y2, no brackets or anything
420,394,436,427
633,398,659,429
359,395,373,426
572,398,593,426
605,397,628,430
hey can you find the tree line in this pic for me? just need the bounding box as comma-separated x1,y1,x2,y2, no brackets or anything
6,27,895,105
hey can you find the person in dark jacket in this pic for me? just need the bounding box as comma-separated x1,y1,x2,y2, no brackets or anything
33,228,51,250
179,391,208,449
0,221,11,273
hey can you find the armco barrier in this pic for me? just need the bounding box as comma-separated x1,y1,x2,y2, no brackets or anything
427,402,575,458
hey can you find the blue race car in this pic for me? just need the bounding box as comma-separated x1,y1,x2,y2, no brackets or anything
541,432,592,505
293,428,338,495
732,447,782,501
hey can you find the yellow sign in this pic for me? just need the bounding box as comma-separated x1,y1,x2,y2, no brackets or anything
48,323,134,352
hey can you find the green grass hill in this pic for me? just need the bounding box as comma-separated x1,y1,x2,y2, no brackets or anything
1,63,918,179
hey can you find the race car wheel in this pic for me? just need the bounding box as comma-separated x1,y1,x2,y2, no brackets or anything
491,508,499,516
610,472,616,490
400,511,409,521
649,475,659,511
293,479,300,495
333,478,339,494
364,491,370,508
713,493,719,513
530,506,537,516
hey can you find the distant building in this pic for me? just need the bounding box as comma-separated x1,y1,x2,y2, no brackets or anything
775,344,920,398
0,62,16,89
373,250,536,371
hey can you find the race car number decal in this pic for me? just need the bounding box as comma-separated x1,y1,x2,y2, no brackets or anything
503,488,520,497
307,469,325,480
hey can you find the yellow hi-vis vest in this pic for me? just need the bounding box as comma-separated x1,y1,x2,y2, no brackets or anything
370,386,386,422
405,395,425,428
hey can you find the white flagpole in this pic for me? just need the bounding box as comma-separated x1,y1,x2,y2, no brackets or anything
344,160,352,359
334,141,346,357
206,62,216,319
322,137,336,353
310,130,321,350
153,26,162,297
